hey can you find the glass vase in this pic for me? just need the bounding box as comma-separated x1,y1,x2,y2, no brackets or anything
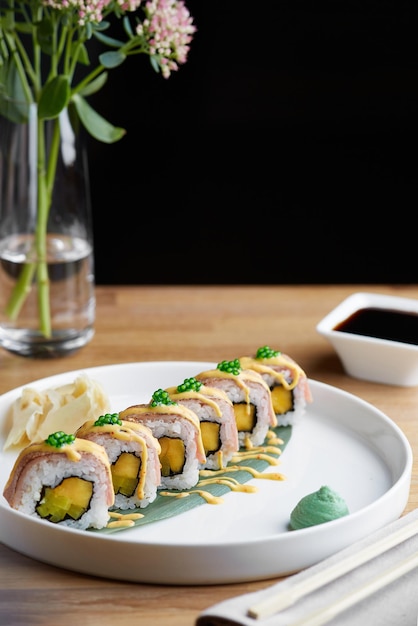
0,104,95,358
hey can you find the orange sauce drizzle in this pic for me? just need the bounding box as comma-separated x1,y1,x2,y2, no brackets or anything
198,476,257,493
107,510,144,528
232,449,281,463
159,490,223,504
265,430,284,446
201,465,285,481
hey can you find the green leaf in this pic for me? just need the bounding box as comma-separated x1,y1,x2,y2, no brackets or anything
14,22,33,35
93,30,124,48
72,93,126,143
99,50,126,69
79,72,108,97
123,15,134,38
73,41,90,66
150,55,161,74
93,20,112,33
84,21,92,39
0,60,30,123
89,425,293,535
36,17,54,56
38,76,70,119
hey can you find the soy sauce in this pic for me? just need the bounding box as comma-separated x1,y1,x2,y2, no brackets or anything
334,307,418,345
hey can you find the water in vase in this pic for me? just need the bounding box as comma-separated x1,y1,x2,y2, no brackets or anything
0,233,95,357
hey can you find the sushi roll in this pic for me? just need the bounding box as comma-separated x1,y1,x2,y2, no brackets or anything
165,377,239,470
195,359,277,448
239,345,313,426
76,413,162,510
3,431,114,530
119,390,206,490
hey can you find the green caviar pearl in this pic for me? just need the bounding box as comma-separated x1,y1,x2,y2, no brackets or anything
217,359,241,375
151,388,177,406
177,377,202,393
94,413,122,427
256,345,281,359
45,431,76,448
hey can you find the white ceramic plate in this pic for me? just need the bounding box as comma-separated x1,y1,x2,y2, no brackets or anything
0,361,413,585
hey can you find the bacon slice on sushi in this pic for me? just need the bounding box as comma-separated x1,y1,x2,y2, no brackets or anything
3,431,114,530
119,391,206,490
239,346,313,426
76,413,161,509
164,377,239,470
195,360,277,448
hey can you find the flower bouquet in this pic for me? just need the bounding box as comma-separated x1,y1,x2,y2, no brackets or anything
0,0,195,355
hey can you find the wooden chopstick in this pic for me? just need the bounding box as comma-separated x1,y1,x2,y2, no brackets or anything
247,516,418,620
291,551,418,626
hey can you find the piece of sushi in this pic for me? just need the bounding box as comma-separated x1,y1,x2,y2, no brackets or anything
119,391,206,490
239,345,313,426
195,359,277,448
76,413,162,509
165,377,239,470
3,431,114,530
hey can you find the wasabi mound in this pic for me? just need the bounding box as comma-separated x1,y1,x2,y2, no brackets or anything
289,485,349,530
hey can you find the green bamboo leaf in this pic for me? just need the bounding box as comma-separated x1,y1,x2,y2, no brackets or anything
38,76,70,119
72,93,126,143
90,425,292,535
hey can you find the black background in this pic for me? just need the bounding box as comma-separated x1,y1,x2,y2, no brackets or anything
87,0,418,285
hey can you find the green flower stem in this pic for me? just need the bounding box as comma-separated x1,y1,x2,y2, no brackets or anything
35,116,51,338
5,113,61,338
45,116,61,193
3,30,34,103
4,264,36,320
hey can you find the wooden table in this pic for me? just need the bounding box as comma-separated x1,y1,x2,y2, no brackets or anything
1,285,417,626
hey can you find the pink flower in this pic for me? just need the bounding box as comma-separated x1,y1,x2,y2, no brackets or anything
137,0,196,78
42,0,112,24
117,0,142,11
